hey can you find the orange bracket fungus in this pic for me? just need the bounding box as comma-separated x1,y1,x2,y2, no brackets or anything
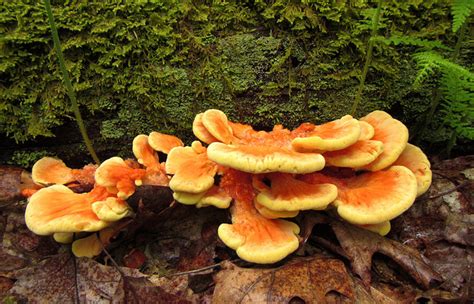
359,111,409,171
291,115,361,152
32,157,97,187
218,170,300,264
95,157,146,200
24,109,432,264
25,185,130,235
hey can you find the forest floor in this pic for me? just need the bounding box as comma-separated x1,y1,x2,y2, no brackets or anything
0,156,472,303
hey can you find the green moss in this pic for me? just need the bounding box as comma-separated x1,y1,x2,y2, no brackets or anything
1,0,463,166
7,150,52,169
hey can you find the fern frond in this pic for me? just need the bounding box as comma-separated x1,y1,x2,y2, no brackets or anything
451,0,473,32
375,35,451,51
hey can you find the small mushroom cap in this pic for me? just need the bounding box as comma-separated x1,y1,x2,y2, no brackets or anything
291,115,361,152
207,142,325,174
148,131,184,154
173,191,206,205
323,140,384,168
71,234,102,258
392,143,432,196
360,111,408,171
255,173,337,211
196,186,232,209
132,134,160,168
91,197,132,222
32,157,74,185
358,121,375,140
53,232,74,244
193,113,219,144
335,166,417,225
201,109,234,144
358,221,391,236
218,201,300,264
174,187,231,209
95,157,146,199
254,202,299,219
25,185,111,235
166,146,217,193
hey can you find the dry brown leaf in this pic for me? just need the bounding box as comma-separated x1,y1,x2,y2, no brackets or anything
213,258,354,303
304,214,442,289
8,254,191,303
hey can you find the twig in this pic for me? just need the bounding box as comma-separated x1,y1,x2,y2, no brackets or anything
419,181,471,202
166,260,229,277
43,0,100,164
351,0,384,115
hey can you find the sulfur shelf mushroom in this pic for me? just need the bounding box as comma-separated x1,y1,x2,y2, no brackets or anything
359,111,408,171
166,142,218,193
25,185,121,235
254,202,299,219
254,173,337,212
358,121,375,140
201,109,235,144
95,157,146,200
217,170,300,264
91,197,131,222
173,185,232,209
193,113,220,144
32,157,97,188
32,157,75,185
392,143,432,197
291,115,361,152
323,140,384,168
53,232,74,244
148,131,184,154
72,233,103,258
358,221,391,236
207,143,325,174
302,166,417,225
133,135,161,170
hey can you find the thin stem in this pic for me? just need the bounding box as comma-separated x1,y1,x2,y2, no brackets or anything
351,0,383,116
43,0,100,164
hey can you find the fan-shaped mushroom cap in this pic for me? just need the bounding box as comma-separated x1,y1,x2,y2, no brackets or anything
207,143,325,174
25,185,113,235
392,143,432,196
303,166,417,224
254,173,337,211
360,111,408,171
71,234,102,258
132,135,160,169
32,157,74,185
173,186,232,209
53,232,74,244
254,202,299,219
217,170,300,264
201,109,234,144
193,113,219,144
358,121,375,140
338,166,417,224
91,197,131,222
166,145,217,193
95,157,146,199
196,186,232,209
148,131,184,154
218,213,300,264
291,115,361,152
359,221,391,236
323,140,384,168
